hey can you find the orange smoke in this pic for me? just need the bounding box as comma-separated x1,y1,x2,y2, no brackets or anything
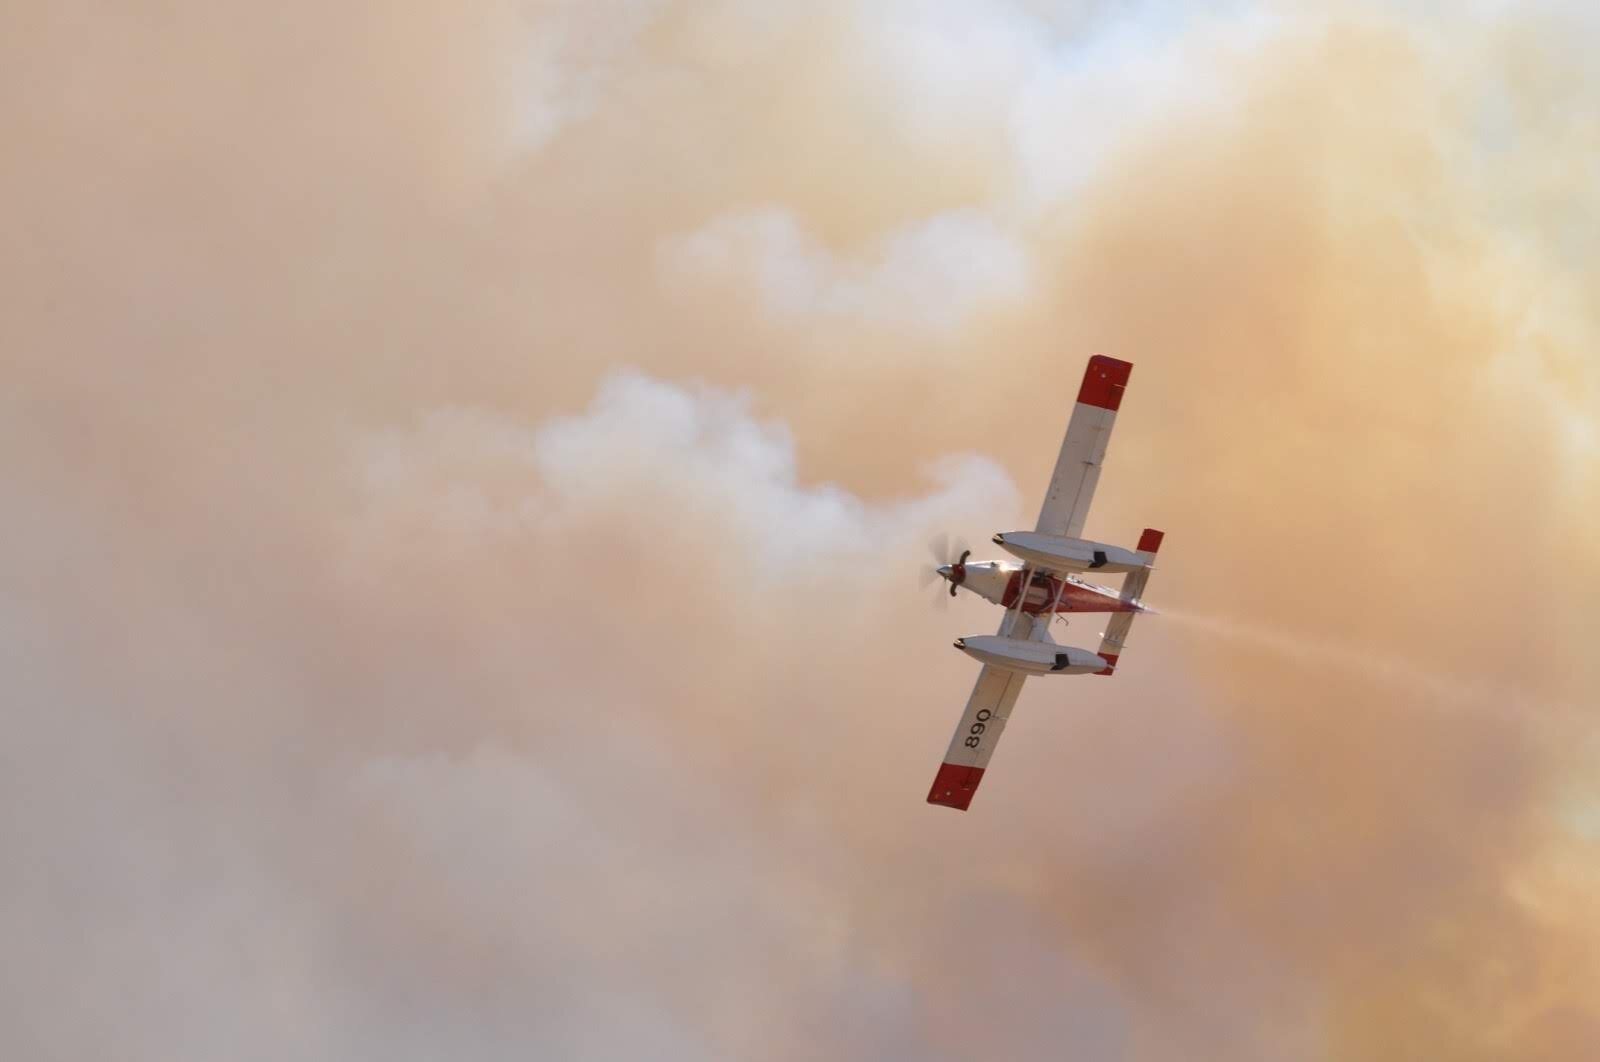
2,2,1596,1059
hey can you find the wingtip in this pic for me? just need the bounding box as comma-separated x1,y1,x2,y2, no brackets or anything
1076,354,1134,411
926,762,983,810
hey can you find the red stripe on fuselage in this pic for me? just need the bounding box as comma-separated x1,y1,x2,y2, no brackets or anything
927,762,985,810
1001,571,1136,614
1075,354,1134,412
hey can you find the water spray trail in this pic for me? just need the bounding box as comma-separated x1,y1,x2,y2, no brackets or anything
1160,608,1564,720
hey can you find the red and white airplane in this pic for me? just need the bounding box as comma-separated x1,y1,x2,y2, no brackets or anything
927,354,1164,811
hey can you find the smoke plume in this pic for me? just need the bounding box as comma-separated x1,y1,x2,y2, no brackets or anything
3,2,1597,1059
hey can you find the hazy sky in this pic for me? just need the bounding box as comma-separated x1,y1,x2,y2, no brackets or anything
3,2,1597,1059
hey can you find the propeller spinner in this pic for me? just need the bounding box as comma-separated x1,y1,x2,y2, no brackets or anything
925,533,972,598
939,549,972,596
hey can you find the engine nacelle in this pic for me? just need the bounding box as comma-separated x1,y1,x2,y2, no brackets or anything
954,636,1107,676
991,531,1149,574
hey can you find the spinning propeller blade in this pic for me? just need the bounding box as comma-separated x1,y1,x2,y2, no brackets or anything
925,533,972,600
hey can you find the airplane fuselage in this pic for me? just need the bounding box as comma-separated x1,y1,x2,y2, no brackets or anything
940,560,1148,615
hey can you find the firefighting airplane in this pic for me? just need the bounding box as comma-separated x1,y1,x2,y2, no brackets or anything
926,354,1163,811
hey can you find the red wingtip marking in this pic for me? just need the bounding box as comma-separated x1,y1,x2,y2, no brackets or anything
1094,653,1119,676
1137,528,1165,554
1075,354,1134,412
927,762,985,810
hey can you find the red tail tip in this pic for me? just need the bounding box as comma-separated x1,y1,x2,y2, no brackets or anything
1137,528,1165,554
1094,653,1119,676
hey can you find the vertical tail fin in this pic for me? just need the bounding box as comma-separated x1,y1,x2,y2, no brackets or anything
1095,528,1163,675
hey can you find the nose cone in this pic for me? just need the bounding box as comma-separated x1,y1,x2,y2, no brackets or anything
936,564,953,581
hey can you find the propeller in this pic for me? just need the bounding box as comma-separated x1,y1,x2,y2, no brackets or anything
923,533,972,600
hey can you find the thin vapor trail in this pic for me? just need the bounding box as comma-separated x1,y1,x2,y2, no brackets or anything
1162,607,1570,721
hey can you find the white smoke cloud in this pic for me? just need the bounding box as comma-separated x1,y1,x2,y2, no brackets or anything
8,369,1115,1061
351,371,1020,563
662,209,1031,335
509,0,670,153
5,0,1599,1058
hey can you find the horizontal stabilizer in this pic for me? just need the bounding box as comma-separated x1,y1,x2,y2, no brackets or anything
1094,528,1163,675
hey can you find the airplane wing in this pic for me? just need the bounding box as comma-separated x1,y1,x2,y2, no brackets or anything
927,611,1034,811
1033,355,1133,538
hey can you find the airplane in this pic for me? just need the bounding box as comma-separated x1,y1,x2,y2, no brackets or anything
927,354,1164,811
